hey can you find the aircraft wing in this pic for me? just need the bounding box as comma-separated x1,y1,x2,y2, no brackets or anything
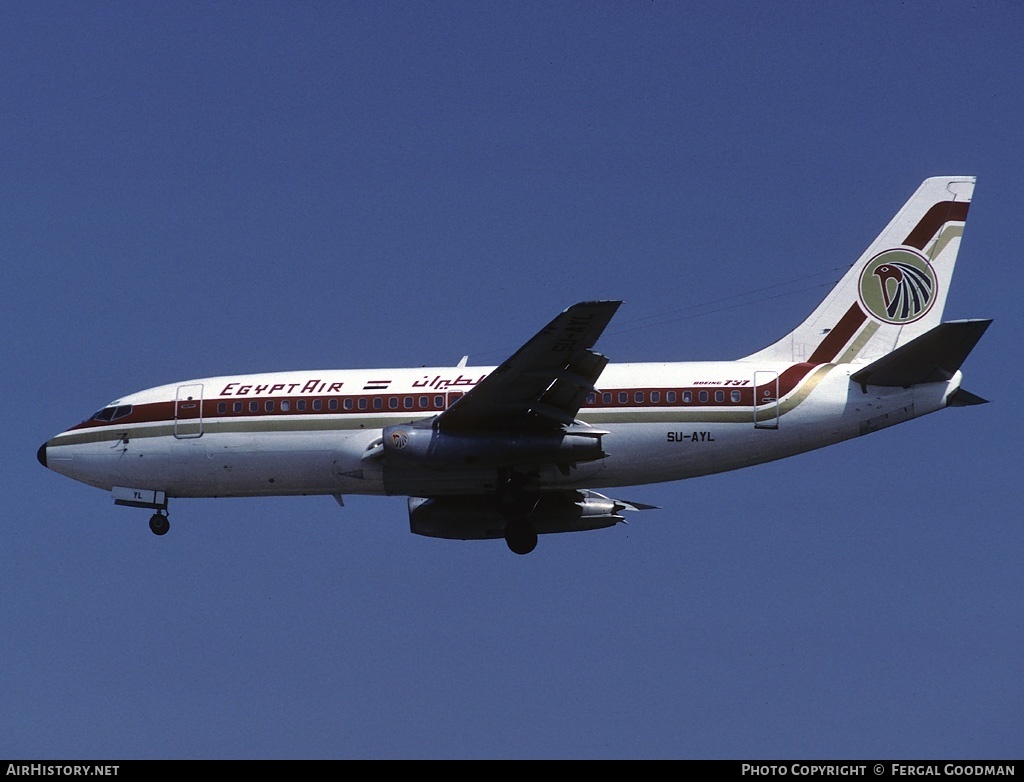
435,300,621,431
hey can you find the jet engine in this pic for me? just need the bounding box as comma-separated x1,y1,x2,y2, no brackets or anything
407,490,648,540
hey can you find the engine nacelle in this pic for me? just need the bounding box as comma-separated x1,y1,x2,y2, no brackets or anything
408,491,629,540
380,424,605,470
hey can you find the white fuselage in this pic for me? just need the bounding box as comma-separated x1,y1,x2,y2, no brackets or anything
41,359,959,500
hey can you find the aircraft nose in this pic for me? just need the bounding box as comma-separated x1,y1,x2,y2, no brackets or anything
37,442,48,468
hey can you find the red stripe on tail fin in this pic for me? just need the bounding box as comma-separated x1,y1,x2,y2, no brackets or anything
807,304,867,364
903,201,970,250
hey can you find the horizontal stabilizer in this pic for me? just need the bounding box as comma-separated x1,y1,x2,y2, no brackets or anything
613,498,661,512
947,388,989,407
850,319,991,388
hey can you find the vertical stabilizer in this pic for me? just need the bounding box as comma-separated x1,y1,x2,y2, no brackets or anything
745,176,975,364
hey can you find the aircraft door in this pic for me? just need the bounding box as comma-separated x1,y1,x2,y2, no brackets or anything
753,371,779,430
175,383,204,439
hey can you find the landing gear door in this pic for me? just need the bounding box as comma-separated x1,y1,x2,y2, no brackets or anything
175,383,204,439
754,371,779,430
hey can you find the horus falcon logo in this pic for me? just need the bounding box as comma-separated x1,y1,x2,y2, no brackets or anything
858,248,938,324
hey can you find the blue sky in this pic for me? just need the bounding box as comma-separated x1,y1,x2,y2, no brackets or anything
3,2,1022,759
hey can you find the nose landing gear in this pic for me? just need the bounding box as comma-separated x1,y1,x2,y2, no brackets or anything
112,488,170,536
148,512,170,536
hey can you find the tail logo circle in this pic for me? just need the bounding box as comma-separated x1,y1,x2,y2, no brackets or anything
859,249,937,324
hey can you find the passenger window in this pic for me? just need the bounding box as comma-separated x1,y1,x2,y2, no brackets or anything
312,399,322,411
329,399,338,411
618,392,628,404
250,401,259,413
233,402,243,413
698,391,708,403
296,400,306,411
586,393,596,405
404,397,413,409
434,396,444,408
634,391,644,403
374,398,383,410
265,400,275,412
731,390,741,403
389,397,399,410
651,391,661,403
218,402,227,414
358,398,367,410
666,391,677,403
682,391,692,403
281,400,290,412
602,392,612,404
714,391,724,402
344,399,353,410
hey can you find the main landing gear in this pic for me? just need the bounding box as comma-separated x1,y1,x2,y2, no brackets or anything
497,472,539,555
503,518,538,555
149,512,170,536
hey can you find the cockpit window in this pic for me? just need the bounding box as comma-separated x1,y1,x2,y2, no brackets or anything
91,405,133,422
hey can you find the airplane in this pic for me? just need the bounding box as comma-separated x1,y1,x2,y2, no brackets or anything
37,176,990,555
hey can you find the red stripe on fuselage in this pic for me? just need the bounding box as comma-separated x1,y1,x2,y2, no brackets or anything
63,364,829,435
